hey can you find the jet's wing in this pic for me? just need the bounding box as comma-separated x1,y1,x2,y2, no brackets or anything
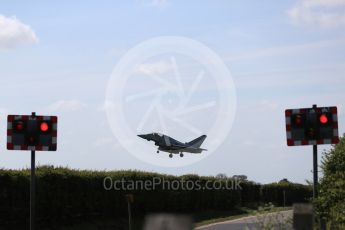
169,143,188,150
169,144,207,152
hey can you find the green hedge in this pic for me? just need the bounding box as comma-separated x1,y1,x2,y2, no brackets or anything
315,135,345,227
0,166,312,226
261,182,312,206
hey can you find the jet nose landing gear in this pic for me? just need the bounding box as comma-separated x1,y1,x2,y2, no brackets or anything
169,153,173,158
179,153,184,157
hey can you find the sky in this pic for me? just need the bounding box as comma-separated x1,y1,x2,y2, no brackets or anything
0,0,345,184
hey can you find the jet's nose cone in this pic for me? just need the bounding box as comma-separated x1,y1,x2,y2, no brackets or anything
138,134,150,140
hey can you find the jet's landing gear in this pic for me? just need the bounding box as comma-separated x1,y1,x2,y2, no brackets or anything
169,153,173,158
157,150,159,153
180,153,184,157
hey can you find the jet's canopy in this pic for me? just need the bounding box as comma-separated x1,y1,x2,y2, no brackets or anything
153,132,163,137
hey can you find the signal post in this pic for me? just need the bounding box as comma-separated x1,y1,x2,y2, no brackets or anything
285,105,339,229
7,113,58,230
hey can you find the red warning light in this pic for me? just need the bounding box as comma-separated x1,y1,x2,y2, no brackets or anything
40,122,49,132
294,115,302,125
319,114,328,124
16,122,24,130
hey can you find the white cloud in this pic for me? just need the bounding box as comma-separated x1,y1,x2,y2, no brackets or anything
48,100,87,112
98,100,116,111
227,37,345,61
150,0,168,8
0,15,38,50
134,60,172,76
287,0,345,28
260,100,278,110
139,0,168,8
93,137,117,147
106,47,127,58
243,140,256,146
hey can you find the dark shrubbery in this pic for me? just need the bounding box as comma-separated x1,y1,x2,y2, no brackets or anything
0,166,312,227
316,135,345,228
261,182,312,206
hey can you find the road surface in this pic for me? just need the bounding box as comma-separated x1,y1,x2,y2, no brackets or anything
195,210,293,230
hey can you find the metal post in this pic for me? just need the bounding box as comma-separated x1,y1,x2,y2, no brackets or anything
127,201,132,230
311,105,325,229
30,150,36,230
313,144,318,200
30,112,36,230
312,105,318,200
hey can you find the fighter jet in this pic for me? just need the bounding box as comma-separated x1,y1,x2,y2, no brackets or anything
137,133,207,158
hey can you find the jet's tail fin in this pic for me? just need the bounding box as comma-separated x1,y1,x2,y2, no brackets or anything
186,135,207,148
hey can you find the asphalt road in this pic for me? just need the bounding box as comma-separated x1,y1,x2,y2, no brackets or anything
195,210,293,230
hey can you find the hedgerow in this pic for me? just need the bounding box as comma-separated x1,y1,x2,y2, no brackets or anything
0,166,311,226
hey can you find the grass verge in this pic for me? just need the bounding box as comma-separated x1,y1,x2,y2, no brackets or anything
194,206,292,228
